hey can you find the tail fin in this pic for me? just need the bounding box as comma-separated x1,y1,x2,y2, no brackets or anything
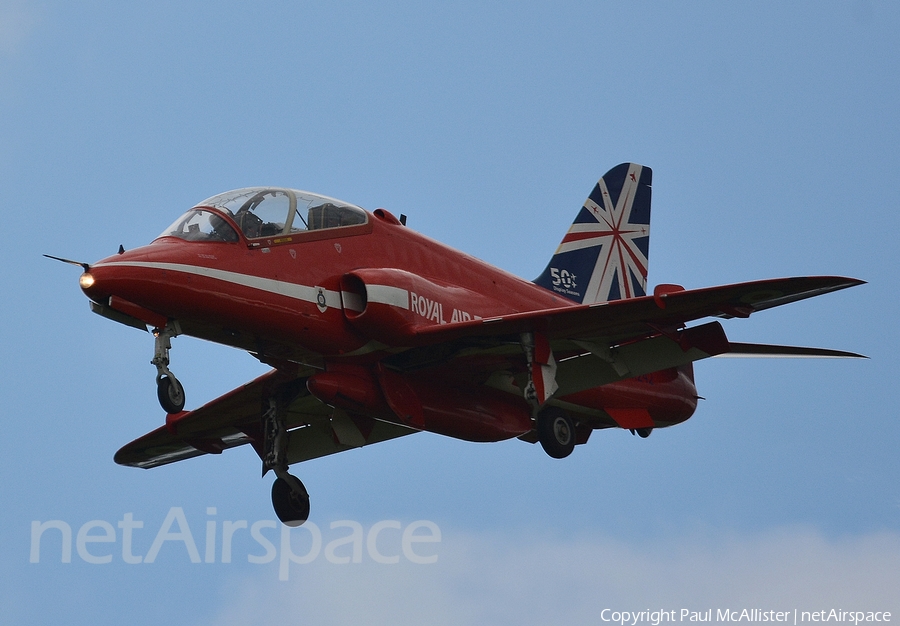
534,163,652,304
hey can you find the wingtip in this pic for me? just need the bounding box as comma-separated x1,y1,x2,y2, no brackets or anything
724,342,868,359
830,276,866,287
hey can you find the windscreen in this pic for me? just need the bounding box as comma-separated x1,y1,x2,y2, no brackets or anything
158,209,239,242
196,188,366,239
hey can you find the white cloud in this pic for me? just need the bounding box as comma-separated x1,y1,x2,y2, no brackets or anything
204,526,900,626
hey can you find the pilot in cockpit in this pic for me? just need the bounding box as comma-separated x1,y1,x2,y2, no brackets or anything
234,207,264,238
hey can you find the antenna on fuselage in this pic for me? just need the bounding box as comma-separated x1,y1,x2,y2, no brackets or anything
399,214,407,226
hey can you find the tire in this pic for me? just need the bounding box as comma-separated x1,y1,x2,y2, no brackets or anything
157,375,185,414
537,407,576,459
636,427,653,438
272,477,310,527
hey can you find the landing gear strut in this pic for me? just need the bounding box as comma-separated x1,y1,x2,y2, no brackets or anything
152,322,185,414
521,332,576,460
262,397,310,526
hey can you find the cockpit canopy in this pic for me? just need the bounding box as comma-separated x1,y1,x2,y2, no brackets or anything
159,188,367,242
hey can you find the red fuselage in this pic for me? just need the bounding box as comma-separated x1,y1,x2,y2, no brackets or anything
82,205,697,442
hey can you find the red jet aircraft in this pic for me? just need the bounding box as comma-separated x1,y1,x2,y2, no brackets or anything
48,163,863,526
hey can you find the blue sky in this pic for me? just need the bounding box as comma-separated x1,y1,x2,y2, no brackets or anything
2,1,898,624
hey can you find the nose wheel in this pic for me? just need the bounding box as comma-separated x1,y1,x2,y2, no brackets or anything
157,374,185,414
151,322,185,414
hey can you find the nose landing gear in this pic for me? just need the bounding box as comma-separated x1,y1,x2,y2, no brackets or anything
151,322,185,414
157,375,185,414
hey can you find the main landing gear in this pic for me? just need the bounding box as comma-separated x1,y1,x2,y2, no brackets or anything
152,323,185,414
520,331,578,460
271,474,310,527
537,406,576,459
262,397,310,526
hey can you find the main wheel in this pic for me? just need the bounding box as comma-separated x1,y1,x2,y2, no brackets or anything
157,375,185,414
537,407,576,459
272,476,310,527
636,427,653,438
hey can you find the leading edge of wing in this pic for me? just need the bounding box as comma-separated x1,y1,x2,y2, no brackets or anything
411,276,864,346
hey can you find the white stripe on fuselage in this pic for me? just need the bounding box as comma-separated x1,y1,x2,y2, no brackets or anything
340,285,411,313
366,284,410,309
95,261,346,309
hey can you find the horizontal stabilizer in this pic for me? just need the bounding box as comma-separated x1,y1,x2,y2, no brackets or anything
720,342,867,359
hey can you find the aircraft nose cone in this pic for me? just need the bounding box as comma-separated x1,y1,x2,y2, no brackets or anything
76,255,172,330
78,269,96,290
80,267,109,304
78,270,95,290
79,260,120,305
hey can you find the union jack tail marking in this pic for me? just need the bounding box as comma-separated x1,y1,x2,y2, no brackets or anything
534,163,652,304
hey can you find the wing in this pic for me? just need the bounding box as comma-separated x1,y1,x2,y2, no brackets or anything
387,276,864,394
116,276,862,468
115,368,417,469
411,276,863,346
